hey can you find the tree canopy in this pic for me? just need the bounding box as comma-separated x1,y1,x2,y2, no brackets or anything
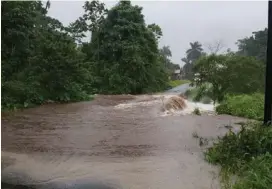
193,54,265,103
181,41,204,80
2,0,170,110
236,28,267,61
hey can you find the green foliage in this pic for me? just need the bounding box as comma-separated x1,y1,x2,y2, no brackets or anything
88,1,169,94
186,41,204,62
159,46,180,75
168,80,190,88
236,28,267,62
216,93,264,120
2,1,170,109
193,54,265,103
184,85,213,104
181,41,204,80
1,1,94,110
233,153,272,189
205,122,272,189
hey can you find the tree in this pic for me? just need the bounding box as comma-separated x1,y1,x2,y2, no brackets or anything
181,57,193,80
186,41,203,62
236,28,267,61
88,0,168,94
160,45,172,57
147,23,163,40
2,1,93,109
159,46,179,76
193,54,265,103
205,39,226,54
181,41,204,80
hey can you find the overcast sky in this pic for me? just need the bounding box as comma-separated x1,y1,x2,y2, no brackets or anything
48,1,268,66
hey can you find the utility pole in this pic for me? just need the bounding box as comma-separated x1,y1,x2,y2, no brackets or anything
264,1,272,125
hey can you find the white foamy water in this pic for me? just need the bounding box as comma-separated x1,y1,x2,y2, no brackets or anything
114,94,215,117
161,100,215,117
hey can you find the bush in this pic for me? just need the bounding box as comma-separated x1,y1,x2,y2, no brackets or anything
233,153,272,189
205,122,272,189
205,122,272,172
216,93,264,120
184,84,213,104
168,80,190,88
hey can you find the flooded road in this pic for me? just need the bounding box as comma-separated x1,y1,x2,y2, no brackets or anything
2,92,245,189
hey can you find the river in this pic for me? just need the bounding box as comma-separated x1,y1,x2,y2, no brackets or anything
1,85,245,189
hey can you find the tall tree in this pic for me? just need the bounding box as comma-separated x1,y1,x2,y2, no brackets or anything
236,28,267,61
160,45,172,57
88,0,168,94
181,41,204,80
193,54,265,103
2,1,93,109
159,46,180,75
186,41,203,62
181,57,193,80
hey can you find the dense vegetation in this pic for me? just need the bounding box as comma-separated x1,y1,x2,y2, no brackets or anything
216,94,264,120
2,1,95,110
205,122,272,189
182,27,269,189
182,28,266,112
168,80,190,88
2,1,173,110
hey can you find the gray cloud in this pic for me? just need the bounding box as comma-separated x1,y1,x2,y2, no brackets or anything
48,1,268,66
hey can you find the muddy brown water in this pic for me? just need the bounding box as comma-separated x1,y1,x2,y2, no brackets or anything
2,94,246,189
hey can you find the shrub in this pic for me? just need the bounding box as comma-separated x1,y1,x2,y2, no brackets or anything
205,122,272,173
184,83,213,104
233,153,272,189
205,122,272,189
216,93,264,120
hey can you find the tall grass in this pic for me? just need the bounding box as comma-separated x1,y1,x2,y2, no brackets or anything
205,122,272,189
216,93,264,120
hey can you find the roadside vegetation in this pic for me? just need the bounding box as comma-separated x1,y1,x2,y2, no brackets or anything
216,93,264,120
168,80,190,88
181,29,266,119
2,1,181,111
178,28,269,188
205,122,272,189
2,1,270,188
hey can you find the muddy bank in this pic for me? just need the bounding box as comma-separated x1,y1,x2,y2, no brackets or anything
2,94,246,189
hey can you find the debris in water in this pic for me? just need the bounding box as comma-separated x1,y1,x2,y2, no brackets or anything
161,96,187,111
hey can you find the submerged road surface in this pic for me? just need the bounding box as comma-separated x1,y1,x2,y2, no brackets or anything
2,91,245,189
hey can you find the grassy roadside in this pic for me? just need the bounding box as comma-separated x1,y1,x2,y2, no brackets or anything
168,80,190,88
216,93,264,120
205,121,272,189
2,95,95,112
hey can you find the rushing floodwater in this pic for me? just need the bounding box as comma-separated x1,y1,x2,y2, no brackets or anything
2,86,246,189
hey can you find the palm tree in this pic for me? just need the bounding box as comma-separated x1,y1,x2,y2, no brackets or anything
160,46,172,58
181,57,193,80
45,0,51,10
186,41,203,62
181,57,191,65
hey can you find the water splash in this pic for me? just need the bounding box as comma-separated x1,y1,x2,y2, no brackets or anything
114,94,215,116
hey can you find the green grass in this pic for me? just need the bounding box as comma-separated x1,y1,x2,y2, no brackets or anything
168,80,190,88
2,94,95,112
216,93,264,120
205,122,272,189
